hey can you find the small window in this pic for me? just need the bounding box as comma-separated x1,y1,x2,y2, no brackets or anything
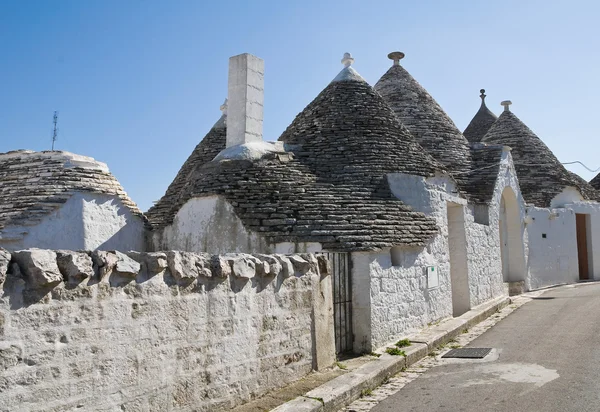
542,233,547,239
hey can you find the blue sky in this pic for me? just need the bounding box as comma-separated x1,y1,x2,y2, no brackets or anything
2,0,599,211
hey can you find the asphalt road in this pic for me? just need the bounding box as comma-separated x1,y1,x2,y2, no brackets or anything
370,283,600,412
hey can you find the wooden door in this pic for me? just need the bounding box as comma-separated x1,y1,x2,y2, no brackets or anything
576,214,589,280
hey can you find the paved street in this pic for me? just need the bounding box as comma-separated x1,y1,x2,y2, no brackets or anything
366,283,600,412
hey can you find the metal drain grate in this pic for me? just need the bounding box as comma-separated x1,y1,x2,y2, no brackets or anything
442,348,492,359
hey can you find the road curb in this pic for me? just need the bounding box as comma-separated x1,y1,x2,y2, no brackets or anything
271,296,511,412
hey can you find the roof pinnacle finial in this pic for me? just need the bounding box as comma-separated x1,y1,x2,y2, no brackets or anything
387,51,405,66
480,89,486,101
341,52,354,68
501,100,512,112
220,98,228,116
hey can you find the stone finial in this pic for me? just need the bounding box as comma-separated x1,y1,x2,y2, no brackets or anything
341,52,354,68
480,89,486,101
220,98,228,116
501,100,512,112
388,51,405,66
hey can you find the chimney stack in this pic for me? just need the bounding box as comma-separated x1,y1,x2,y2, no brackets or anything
226,53,264,148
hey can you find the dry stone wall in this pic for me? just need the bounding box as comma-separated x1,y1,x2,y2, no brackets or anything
0,248,334,412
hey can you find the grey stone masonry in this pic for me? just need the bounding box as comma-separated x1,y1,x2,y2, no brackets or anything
0,150,144,239
374,62,472,192
465,143,504,204
590,173,600,191
146,115,226,228
463,89,498,143
482,111,599,207
159,71,446,251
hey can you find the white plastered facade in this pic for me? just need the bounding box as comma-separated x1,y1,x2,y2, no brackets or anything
352,149,528,352
0,192,145,252
525,187,600,290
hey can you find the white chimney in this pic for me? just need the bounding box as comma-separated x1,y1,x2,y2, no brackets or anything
226,53,264,148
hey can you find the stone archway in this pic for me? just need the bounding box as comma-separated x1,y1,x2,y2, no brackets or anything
499,187,526,283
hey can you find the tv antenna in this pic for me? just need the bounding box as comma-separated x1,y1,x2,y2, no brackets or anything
51,111,58,151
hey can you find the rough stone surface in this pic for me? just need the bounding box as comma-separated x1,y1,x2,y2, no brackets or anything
146,116,226,229
463,91,498,143
590,173,600,191
114,251,141,278
91,250,119,280
0,150,145,250
374,63,472,192
152,76,445,252
12,249,62,287
56,250,94,283
482,110,599,207
0,250,333,412
0,248,10,284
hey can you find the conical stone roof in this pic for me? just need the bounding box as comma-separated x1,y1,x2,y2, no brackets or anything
374,53,472,186
160,55,446,251
279,57,444,183
590,173,600,191
146,114,226,228
482,108,598,207
0,150,144,238
463,89,498,143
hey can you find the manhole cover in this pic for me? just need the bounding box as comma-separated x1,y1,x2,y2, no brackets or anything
442,348,492,359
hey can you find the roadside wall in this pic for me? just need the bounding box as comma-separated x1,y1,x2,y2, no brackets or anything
0,249,334,412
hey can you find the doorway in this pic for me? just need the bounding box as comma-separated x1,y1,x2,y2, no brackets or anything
447,203,470,317
576,214,590,280
498,187,526,282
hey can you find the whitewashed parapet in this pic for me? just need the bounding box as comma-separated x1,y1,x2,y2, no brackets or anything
0,248,329,292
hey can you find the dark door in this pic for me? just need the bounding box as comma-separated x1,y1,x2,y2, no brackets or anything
323,252,353,354
576,214,589,280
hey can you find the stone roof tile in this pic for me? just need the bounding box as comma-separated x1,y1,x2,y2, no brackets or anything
0,150,144,238
374,57,472,189
482,110,599,207
153,62,445,251
463,89,498,143
146,115,226,227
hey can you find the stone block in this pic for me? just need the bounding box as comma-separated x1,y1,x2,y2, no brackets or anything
13,249,63,287
0,248,10,285
227,254,256,279
167,251,200,281
56,251,94,283
91,251,118,280
210,255,231,278
115,251,141,278
275,255,295,278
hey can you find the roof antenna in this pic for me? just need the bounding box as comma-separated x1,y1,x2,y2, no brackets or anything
51,111,59,151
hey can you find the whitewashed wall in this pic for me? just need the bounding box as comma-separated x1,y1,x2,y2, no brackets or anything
464,149,527,306
153,195,271,254
357,154,527,352
0,193,145,252
0,250,334,412
526,198,600,289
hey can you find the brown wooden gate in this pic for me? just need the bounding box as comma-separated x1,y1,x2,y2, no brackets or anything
323,252,353,354
576,214,589,280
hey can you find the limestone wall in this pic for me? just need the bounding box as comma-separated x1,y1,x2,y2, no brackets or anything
0,249,334,412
